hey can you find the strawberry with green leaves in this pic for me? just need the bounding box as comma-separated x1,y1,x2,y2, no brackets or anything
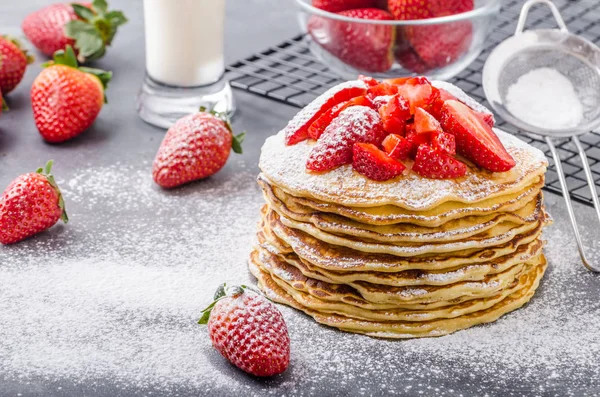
199,284,290,377
22,0,127,62
153,109,245,188
31,46,111,143
0,161,68,245
0,36,34,95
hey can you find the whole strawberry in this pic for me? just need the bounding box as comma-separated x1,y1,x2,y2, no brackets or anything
199,284,290,377
0,160,68,245
22,0,127,62
152,110,245,189
0,36,34,94
31,45,111,143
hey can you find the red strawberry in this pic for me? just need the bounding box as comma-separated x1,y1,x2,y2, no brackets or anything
308,8,395,73
307,106,385,172
431,87,495,127
405,127,429,158
414,107,441,134
388,0,433,20
22,1,127,62
396,77,440,114
31,46,111,143
378,94,411,134
353,142,406,181
0,160,68,245
153,110,244,189
313,0,378,12
367,82,398,99
405,22,473,69
431,131,456,155
284,80,367,145
308,95,374,140
441,100,515,172
358,75,379,86
412,144,467,179
0,36,34,94
199,284,290,377
382,133,412,160
430,0,474,15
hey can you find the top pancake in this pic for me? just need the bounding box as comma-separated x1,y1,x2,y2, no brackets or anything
259,84,548,211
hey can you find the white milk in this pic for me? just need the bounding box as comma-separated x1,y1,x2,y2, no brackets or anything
143,0,226,87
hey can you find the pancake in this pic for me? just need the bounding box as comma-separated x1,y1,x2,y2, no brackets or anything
256,230,544,287
260,174,545,227
264,205,545,272
264,180,542,243
251,245,533,305
259,129,547,210
251,256,548,338
269,206,546,257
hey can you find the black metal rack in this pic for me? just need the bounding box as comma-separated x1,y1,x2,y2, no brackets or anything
226,0,600,208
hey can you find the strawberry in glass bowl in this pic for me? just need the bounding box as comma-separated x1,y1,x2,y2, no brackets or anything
296,0,500,80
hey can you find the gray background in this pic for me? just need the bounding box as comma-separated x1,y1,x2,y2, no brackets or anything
1,1,599,396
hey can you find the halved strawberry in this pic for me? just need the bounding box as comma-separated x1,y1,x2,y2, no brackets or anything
353,143,406,181
431,131,456,155
431,87,495,127
308,95,374,139
396,77,440,114
307,106,385,172
284,80,367,145
307,8,395,74
412,144,467,179
414,107,441,134
405,22,473,69
441,100,515,172
378,94,410,134
382,134,412,160
367,82,397,99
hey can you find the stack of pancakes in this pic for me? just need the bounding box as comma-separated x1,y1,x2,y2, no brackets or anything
250,102,550,338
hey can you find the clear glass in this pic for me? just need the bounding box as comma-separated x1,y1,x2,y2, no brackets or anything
137,0,235,128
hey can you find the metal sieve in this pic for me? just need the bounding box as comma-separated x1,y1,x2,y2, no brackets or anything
483,0,600,272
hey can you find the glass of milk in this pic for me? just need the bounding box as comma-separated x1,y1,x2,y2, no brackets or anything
137,0,235,128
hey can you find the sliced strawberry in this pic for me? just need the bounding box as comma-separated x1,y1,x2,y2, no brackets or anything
441,100,515,172
414,107,441,134
307,106,385,172
412,144,467,179
396,77,440,114
384,77,411,86
308,95,374,140
431,87,495,127
371,95,395,110
378,94,411,134
307,8,395,74
312,0,378,13
353,142,406,181
431,131,456,155
284,81,367,145
405,128,430,159
367,82,398,99
382,134,412,161
358,75,379,86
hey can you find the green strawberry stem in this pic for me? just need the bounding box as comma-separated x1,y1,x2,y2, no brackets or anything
44,46,112,103
199,107,245,154
198,283,263,325
36,160,69,224
1,98,8,111
65,0,128,63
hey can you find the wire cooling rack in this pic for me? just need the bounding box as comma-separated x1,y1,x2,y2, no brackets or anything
226,0,600,208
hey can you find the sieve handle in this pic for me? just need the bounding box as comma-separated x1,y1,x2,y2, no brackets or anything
545,137,599,272
515,0,569,35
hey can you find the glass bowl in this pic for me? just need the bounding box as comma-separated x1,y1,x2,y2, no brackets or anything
295,0,501,80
